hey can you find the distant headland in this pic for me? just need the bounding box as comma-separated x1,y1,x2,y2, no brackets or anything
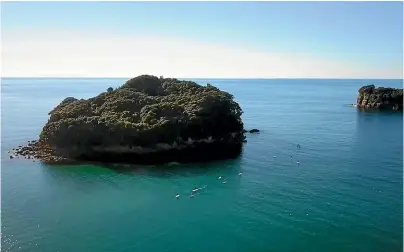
10,75,260,164
353,85,403,111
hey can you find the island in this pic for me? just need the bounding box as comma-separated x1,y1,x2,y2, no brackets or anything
355,85,403,111
12,75,248,164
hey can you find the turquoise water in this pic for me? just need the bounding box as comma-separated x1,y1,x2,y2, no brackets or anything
1,78,403,252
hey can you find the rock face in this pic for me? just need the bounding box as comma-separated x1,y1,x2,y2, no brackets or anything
19,75,246,164
356,85,403,111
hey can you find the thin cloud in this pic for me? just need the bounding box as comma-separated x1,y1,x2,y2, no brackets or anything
2,30,402,78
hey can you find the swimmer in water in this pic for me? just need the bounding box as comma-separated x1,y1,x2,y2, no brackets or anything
297,160,300,165
192,186,206,197
176,193,180,199
218,176,222,180
239,172,243,176
273,155,276,158
223,180,227,184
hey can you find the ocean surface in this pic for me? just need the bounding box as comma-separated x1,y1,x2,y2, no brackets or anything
1,78,403,252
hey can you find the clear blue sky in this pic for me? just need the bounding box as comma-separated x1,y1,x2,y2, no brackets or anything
2,1,403,78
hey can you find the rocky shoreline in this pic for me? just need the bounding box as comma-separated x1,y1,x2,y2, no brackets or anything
10,139,244,165
9,140,74,164
10,128,262,165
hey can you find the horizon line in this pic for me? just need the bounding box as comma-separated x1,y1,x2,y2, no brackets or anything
1,76,403,80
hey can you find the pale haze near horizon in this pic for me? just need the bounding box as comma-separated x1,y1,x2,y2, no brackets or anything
1,2,403,79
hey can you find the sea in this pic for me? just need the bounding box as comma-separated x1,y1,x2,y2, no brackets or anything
1,78,403,252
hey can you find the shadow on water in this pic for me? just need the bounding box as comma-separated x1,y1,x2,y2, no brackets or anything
102,156,243,177
36,155,244,198
356,107,403,114
354,109,403,159
41,154,244,178
355,109,403,135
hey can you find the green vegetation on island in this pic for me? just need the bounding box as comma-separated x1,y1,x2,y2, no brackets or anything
15,75,247,164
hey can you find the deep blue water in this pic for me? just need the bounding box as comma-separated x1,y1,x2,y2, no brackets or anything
1,78,403,252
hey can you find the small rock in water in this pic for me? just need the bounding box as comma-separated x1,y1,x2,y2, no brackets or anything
9,156,14,159
273,156,276,158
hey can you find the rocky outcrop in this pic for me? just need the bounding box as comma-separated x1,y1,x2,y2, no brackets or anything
356,85,403,111
242,129,260,134
13,75,246,164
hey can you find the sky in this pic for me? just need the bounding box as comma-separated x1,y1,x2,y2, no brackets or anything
1,1,403,78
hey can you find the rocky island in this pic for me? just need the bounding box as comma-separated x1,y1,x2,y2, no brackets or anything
355,85,403,111
12,75,247,164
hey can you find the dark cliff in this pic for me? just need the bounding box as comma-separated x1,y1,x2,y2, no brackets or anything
356,85,403,111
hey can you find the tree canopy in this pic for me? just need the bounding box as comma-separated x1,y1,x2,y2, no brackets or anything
40,75,244,149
